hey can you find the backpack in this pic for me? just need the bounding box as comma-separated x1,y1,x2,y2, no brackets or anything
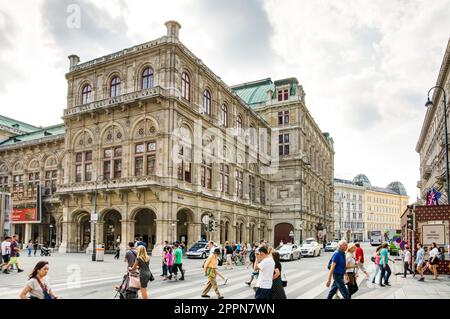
328,251,338,270
249,250,256,263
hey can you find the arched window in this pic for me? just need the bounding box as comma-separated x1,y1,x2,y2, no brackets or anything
237,115,243,135
221,104,228,127
181,72,190,101
81,84,92,104
110,76,121,97
142,67,154,89
203,90,211,115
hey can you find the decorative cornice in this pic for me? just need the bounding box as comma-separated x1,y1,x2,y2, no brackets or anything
0,134,64,152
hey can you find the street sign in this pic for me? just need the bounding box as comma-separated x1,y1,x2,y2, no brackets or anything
92,213,98,222
201,215,209,225
318,230,323,239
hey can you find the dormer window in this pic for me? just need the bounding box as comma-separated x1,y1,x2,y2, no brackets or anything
277,89,289,101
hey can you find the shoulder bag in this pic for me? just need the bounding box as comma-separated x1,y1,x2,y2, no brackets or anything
281,273,287,287
37,279,54,300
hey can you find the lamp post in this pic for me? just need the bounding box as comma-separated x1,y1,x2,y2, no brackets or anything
299,156,311,244
92,175,108,262
425,86,449,202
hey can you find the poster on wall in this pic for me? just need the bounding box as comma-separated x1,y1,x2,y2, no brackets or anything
11,185,42,224
422,224,446,246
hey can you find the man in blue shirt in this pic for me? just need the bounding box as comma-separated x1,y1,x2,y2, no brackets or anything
326,240,350,299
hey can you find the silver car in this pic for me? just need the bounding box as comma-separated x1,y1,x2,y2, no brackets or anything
276,244,302,261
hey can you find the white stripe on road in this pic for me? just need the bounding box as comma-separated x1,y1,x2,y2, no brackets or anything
296,272,365,299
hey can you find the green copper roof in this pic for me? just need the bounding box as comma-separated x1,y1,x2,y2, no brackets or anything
0,115,40,133
0,124,65,147
231,78,275,106
231,77,299,107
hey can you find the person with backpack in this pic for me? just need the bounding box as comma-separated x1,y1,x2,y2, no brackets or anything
245,241,265,286
326,240,350,299
370,246,382,285
172,243,185,281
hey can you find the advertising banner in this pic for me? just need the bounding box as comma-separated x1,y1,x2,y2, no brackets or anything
11,185,42,224
1,192,12,237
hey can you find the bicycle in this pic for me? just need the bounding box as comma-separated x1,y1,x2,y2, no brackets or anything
232,252,245,266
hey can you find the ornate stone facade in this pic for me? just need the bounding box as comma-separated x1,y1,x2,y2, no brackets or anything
0,21,334,254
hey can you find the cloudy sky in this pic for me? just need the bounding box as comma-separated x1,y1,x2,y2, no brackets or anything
1,0,450,202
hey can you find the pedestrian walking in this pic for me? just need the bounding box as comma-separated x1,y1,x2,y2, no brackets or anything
416,243,425,282
224,241,233,270
27,240,33,257
161,241,170,276
402,245,413,278
114,242,121,260
163,247,174,280
326,240,350,299
9,235,24,273
201,248,224,299
254,246,275,299
354,242,370,279
246,241,265,285
129,246,152,299
429,242,440,280
371,246,382,284
379,242,394,287
1,236,12,274
173,243,185,280
19,261,59,299
345,243,359,296
271,251,286,299
124,242,137,269
33,240,38,256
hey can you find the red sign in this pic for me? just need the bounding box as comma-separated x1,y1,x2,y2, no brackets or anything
12,207,37,223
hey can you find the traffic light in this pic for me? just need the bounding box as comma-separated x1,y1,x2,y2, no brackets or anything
406,205,414,230
208,219,214,231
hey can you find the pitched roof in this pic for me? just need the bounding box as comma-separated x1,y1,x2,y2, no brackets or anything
0,115,40,134
0,124,65,147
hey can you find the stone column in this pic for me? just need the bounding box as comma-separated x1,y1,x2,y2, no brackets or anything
121,220,134,252
24,223,32,248
152,219,167,257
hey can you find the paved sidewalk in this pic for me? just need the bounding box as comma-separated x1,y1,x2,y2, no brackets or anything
354,259,450,299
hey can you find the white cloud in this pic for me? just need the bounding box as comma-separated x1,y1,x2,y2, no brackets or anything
0,0,449,202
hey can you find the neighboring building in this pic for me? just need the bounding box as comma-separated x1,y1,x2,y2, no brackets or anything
334,178,365,241
416,39,450,204
334,174,409,242
0,21,334,253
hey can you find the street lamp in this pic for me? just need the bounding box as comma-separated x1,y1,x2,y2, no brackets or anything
92,174,108,262
299,155,311,244
425,86,449,202
171,223,176,243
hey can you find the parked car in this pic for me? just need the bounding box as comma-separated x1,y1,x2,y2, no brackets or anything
324,241,339,252
300,238,321,257
186,241,210,259
275,244,301,261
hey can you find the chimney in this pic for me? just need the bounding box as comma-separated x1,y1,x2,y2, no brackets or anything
165,20,181,39
68,54,80,69
266,89,273,105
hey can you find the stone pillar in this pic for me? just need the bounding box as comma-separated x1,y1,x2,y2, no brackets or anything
152,219,167,257
121,220,134,252
59,221,75,253
58,205,71,253
24,223,32,248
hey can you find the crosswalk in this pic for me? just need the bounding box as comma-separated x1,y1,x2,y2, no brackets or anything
0,261,405,299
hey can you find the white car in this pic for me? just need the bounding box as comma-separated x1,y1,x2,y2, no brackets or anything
275,244,302,261
300,238,321,257
186,241,210,259
324,241,339,252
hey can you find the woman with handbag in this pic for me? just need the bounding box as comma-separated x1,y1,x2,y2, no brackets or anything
19,261,59,299
345,243,359,296
270,252,286,299
129,246,153,299
429,243,440,280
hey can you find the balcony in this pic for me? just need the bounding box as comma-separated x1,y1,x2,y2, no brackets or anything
56,175,161,194
63,86,167,118
422,165,432,179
